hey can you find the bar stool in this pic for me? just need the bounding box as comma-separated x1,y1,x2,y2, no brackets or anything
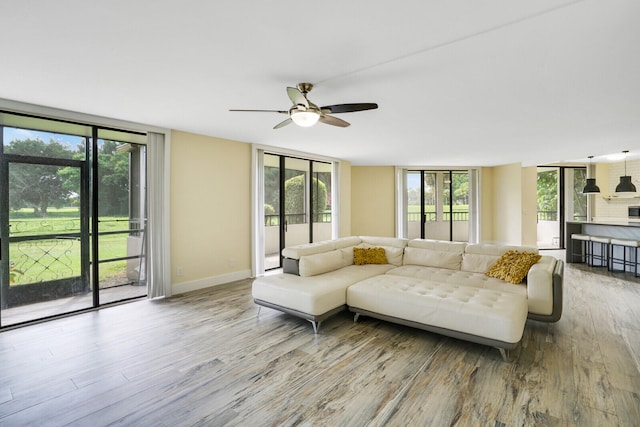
571,234,592,264
590,236,611,268
609,238,640,276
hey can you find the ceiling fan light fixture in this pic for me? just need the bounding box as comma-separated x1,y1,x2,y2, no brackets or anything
290,110,320,127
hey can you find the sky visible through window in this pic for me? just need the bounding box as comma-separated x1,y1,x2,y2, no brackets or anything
3,127,87,149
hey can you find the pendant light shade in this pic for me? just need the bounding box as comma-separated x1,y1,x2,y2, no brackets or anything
582,156,600,194
583,178,600,193
615,150,637,193
616,176,636,193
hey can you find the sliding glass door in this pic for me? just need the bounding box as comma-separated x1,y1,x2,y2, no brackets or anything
406,170,470,242
1,155,91,325
96,140,147,305
536,166,586,249
263,153,332,270
0,114,148,328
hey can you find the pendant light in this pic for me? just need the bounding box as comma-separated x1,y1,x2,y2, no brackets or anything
582,156,600,193
615,150,637,193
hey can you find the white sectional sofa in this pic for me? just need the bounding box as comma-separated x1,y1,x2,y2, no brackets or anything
252,236,563,360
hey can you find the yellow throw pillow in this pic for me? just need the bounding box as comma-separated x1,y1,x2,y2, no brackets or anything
486,250,541,284
353,247,388,265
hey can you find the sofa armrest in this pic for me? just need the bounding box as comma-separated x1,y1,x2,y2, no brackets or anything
526,256,563,322
526,256,555,315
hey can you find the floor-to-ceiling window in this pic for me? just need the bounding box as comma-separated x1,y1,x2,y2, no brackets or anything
261,151,333,271
536,166,587,249
403,169,474,242
0,111,148,328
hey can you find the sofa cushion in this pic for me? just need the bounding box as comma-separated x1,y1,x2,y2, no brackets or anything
353,247,388,265
282,240,336,260
408,239,467,251
462,244,538,273
461,253,502,273
299,250,344,277
403,239,466,270
334,236,363,249
486,250,541,284
252,264,396,316
386,265,527,297
347,275,528,344
357,244,402,266
360,236,409,248
359,236,408,266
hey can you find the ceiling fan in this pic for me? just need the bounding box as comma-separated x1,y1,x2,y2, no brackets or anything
230,83,378,129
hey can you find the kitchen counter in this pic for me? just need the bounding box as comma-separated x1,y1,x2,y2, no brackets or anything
566,220,640,267
568,220,640,227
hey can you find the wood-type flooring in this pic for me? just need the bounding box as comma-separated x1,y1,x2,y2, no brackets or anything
0,260,639,426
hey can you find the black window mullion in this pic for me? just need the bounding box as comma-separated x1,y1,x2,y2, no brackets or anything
420,170,425,239
278,155,285,268
309,161,314,243
91,127,99,308
449,170,453,242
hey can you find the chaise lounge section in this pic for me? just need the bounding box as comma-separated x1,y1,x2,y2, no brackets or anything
252,236,406,332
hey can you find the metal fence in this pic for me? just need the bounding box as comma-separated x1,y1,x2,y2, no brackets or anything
537,210,557,221
265,212,332,226
536,211,587,221
407,211,469,222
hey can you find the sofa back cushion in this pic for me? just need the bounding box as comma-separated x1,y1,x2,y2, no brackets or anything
359,236,408,266
282,240,337,260
334,236,363,249
298,250,345,277
462,244,539,273
403,239,466,270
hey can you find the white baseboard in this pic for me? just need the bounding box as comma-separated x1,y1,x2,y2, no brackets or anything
172,269,252,295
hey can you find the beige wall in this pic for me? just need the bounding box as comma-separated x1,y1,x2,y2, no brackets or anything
351,166,395,236
170,130,251,292
338,160,352,237
491,163,523,245
348,165,537,245
169,131,540,292
487,163,537,246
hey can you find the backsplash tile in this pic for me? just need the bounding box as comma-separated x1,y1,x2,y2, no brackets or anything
594,159,640,219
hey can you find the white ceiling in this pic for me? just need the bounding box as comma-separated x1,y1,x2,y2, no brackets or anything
1,0,639,166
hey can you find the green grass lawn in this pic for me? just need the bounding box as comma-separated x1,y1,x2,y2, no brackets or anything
8,208,140,286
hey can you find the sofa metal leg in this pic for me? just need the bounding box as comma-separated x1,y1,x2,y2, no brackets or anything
310,320,320,334
354,313,360,323
256,306,261,317
498,347,509,362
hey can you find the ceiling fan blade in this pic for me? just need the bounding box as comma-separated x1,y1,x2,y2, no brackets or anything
273,118,292,129
287,87,308,108
320,103,378,114
319,115,350,128
229,109,288,114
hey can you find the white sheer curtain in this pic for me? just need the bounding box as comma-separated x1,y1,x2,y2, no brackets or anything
251,148,265,277
147,132,171,298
